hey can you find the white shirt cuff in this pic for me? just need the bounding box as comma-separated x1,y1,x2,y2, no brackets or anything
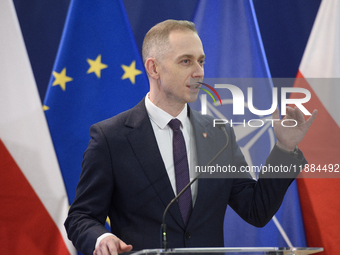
95,233,115,249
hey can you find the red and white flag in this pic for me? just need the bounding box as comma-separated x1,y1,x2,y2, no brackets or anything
291,0,340,254
0,1,76,254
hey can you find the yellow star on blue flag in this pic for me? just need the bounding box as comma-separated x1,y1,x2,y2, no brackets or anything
121,60,142,84
87,54,108,78
52,68,73,91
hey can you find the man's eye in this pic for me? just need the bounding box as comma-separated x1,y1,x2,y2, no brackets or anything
182,59,189,64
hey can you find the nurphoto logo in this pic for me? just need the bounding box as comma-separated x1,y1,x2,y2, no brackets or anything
196,80,312,128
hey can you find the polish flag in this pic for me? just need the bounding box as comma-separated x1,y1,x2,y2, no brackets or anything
290,0,340,254
0,1,76,254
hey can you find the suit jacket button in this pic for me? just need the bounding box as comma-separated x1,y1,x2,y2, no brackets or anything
185,232,191,239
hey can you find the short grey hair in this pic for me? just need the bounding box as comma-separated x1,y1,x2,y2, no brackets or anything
142,20,197,63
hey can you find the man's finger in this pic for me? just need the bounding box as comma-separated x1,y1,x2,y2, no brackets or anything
272,107,280,120
305,109,318,129
110,239,133,255
107,241,119,255
293,106,305,123
284,106,295,118
117,241,133,253
94,243,110,255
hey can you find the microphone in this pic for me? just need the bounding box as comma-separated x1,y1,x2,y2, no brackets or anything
161,125,229,250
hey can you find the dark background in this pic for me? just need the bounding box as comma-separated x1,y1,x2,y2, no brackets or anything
13,0,321,103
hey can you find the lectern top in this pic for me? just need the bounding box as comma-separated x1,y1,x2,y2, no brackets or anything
131,247,323,255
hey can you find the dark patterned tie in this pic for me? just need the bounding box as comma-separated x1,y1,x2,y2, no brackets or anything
168,118,192,225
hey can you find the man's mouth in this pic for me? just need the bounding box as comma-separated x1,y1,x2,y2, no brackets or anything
188,83,201,89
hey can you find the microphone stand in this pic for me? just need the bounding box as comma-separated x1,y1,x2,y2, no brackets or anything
161,126,229,250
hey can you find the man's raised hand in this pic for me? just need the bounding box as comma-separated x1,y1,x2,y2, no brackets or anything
273,106,317,151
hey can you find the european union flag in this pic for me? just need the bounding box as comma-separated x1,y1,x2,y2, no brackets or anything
192,0,306,248
44,0,149,204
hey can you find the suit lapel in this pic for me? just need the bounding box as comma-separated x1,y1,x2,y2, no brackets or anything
124,99,185,229
187,109,224,228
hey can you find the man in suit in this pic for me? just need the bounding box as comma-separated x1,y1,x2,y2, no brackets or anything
65,20,317,255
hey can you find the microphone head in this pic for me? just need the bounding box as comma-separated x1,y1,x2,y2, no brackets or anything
214,123,226,131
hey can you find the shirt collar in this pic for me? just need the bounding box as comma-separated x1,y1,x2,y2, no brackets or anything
145,93,188,129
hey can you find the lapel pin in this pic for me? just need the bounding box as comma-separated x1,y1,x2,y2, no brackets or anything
202,132,207,138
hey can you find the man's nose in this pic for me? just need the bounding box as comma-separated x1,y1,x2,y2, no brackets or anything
192,63,204,78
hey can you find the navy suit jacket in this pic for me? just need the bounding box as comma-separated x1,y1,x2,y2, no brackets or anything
65,98,306,255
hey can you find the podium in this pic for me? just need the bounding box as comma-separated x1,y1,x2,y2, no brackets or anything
131,247,323,255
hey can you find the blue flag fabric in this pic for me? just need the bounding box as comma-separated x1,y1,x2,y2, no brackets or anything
192,0,307,247
44,0,149,204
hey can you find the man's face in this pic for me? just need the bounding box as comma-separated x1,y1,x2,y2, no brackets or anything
155,30,205,106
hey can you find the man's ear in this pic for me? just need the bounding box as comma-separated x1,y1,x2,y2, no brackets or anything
145,58,159,79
